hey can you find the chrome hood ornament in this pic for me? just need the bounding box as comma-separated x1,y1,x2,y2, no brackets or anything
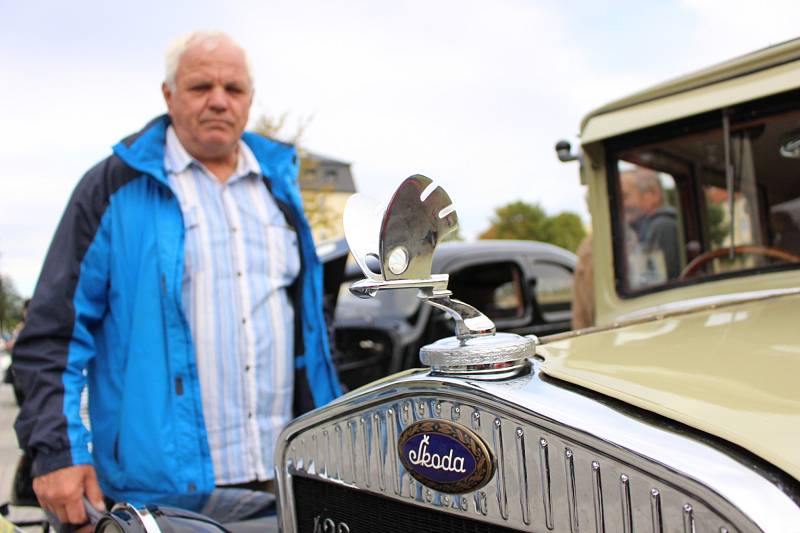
344,175,535,378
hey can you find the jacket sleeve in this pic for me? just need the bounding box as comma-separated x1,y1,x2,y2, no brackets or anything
13,160,115,478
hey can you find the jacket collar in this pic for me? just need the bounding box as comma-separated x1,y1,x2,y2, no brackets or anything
111,115,298,196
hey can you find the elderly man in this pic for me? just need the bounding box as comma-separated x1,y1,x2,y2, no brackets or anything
621,168,681,281
12,31,341,526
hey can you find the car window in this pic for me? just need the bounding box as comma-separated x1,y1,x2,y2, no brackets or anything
448,262,525,321
530,262,573,322
335,283,420,321
610,94,800,295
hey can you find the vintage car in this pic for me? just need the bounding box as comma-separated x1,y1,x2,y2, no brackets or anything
331,239,576,390
275,39,800,532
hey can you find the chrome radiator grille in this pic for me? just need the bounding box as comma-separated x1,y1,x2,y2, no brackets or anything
278,372,800,532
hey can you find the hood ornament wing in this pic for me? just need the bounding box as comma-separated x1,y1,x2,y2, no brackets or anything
344,175,494,342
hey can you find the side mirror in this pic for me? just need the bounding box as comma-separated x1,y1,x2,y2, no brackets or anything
555,139,580,162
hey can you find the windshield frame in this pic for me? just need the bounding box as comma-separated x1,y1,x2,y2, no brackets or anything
606,89,800,299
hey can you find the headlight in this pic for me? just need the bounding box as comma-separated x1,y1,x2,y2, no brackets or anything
95,504,229,533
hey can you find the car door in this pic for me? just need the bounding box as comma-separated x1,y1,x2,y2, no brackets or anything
527,259,574,335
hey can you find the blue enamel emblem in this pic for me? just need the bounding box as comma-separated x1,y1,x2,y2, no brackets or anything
402,433,477,483
398,420,494,493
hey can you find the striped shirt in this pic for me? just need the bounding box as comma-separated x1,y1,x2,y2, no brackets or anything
165,126,300,484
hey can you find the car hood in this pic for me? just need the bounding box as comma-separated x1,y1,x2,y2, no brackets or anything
538,291,800,480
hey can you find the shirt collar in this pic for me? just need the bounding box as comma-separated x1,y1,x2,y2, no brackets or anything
164,126,262,182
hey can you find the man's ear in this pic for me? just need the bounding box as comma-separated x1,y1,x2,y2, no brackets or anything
162,82,173,110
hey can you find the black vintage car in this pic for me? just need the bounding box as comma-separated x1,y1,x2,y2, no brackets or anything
322,239,577,390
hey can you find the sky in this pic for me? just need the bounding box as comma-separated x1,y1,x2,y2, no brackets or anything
1,0,799,296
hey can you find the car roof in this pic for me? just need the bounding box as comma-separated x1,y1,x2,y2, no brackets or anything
580,37,800,143
432,239,577,271
342,239,577,279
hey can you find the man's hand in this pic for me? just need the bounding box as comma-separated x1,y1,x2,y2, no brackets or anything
33,464,106,530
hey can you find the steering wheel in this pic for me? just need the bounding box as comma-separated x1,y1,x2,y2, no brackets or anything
680,245,800,279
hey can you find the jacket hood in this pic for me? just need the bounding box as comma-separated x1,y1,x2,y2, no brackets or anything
539,291,800,480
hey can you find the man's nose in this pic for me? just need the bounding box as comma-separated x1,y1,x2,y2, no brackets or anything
208,86,229,111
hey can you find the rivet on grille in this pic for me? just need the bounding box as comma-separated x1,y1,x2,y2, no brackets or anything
683,504,695,532
425,489,433,502
471,411,481,429
451,405,461,421
460,496,468,511
434,401,442,416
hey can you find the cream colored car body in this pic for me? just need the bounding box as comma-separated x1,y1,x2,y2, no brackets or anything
544,38,800,479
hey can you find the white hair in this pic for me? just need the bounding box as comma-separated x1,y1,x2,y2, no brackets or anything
164,30,254,90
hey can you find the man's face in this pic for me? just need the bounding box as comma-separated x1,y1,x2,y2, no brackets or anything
621,175,647,224
162,38,253,163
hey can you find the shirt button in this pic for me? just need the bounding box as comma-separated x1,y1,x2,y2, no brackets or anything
245,365,251,371
242,317,247,324
248,412,253,419
231,227,239,233
237,271,243,277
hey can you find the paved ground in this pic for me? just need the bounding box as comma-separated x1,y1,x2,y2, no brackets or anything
0,352,47,528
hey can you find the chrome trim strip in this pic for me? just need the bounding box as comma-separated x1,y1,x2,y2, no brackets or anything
347,420,357,485
515,428,530,525
620,474,633,533
539,437,554,529
372,412,385,491
359,416,370,488
276,365,800,532
683,503,695,533
650,488,663,533
542,287,800,344
387,408,400,496
592,461,606,533
492,418,509,520
564,448,578,533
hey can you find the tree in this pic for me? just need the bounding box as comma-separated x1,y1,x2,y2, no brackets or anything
252,112,338,239
542,212,586,252
0,274,24,335
479,201,547,241
479,200,586,252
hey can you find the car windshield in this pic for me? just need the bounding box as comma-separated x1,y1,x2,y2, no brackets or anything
609,91,800,294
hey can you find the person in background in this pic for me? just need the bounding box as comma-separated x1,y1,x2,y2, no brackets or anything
621,169,681,281
571,235,594,329
12,30,341,529
4,299,30,405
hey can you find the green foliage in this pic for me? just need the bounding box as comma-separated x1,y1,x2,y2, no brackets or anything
479,200,586,252
707,201,728,248
479,201,547,240
0,274,24,334
542,212,586,252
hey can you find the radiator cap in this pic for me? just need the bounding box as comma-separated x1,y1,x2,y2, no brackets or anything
420,332,536,380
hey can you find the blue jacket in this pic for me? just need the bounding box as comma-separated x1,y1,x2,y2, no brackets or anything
13,116,342,510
